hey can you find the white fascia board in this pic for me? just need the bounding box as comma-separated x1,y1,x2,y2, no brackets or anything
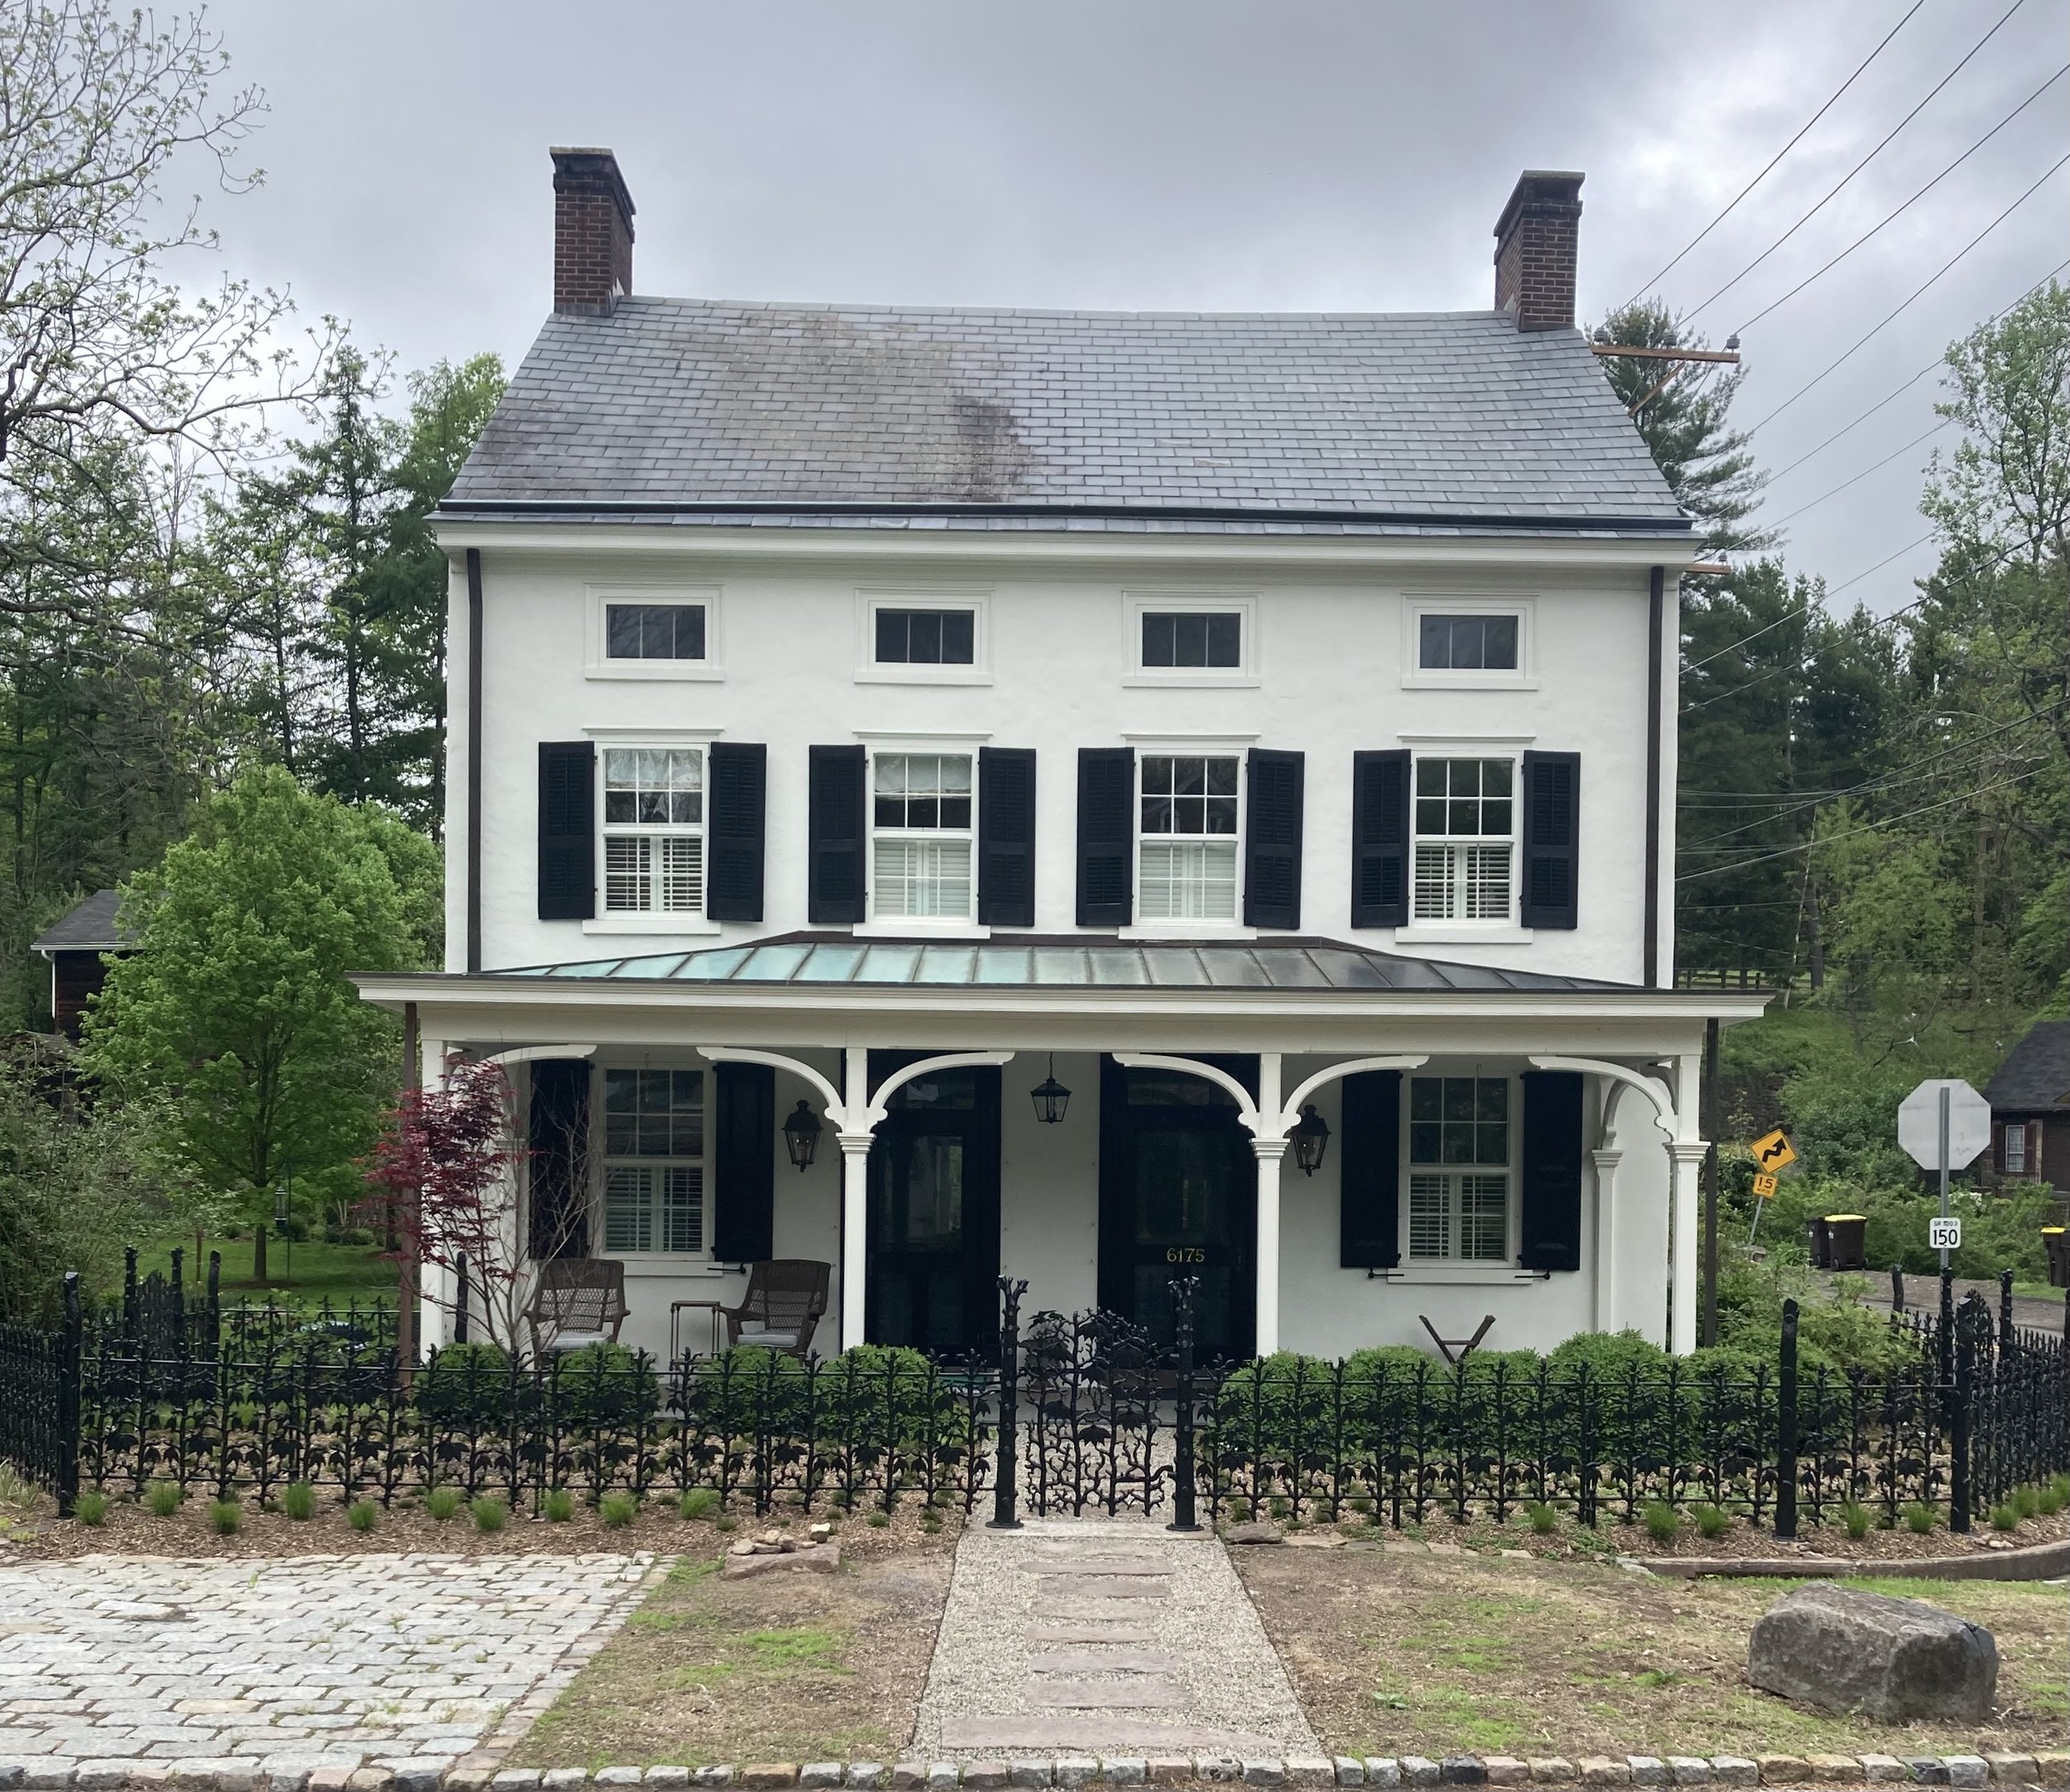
428,519,1701,576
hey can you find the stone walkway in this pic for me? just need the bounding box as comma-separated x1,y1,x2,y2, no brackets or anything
911,1518,1317,1761
0,1553,657,1781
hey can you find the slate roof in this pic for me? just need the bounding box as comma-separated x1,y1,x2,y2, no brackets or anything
30,889,130,954
445,300,1690,535
1985,1021,2070,1113
501,933,1645,995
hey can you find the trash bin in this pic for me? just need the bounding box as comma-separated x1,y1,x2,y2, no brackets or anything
1807,1216,1832,1269
2044,1226,2068,1289
1824,1214,1867,1271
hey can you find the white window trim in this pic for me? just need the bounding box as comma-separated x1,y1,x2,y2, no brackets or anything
1400,595,1538,691
589,739,721,937
855,589,994,686
1121,591,1259,687
585,583,723,682
1401,749,1526,937
862,741,986,937
1399,1070,1519,1269
594,1061,716,1263
1121,742,1252,940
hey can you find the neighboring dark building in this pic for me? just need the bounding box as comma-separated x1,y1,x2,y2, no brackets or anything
30,889,133,1039
1983,1019,2070,1193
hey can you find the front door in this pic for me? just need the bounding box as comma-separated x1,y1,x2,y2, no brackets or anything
1097,1054,1257,1361
866,1054,1001,1358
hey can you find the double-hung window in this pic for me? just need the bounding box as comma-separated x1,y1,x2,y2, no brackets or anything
602,747,704,917
873,754,974,920
1138,754,1239,921
1413,757,1514,922
2004,1124,2028,1176
602,1068,705,1254
1407,1076,1511,1262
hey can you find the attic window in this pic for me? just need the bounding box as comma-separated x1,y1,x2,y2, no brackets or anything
876,608,975,665
606,601,707,662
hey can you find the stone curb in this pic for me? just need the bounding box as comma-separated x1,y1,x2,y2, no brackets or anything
1637,1535,2070,1583
2,1756,2061,1791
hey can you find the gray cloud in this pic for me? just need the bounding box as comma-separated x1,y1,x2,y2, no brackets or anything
195,0,2068,611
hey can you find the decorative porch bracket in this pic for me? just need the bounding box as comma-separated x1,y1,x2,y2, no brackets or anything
1528,1053,1707,1357
1113,1052,1428,1357
696,1047,1015,1353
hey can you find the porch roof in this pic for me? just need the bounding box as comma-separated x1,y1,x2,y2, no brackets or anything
500,933,1644,995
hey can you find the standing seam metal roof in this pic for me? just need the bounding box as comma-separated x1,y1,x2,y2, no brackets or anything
448,300,1688,527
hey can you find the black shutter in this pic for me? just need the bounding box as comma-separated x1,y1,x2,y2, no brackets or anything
1340,1070,1402,1269
978,747,1037,928
527,1060,591,1260
1243,749,1305,931
537,742,595,920
1350,749,1410,928
807,744,867,924
1519,1070,1585,1271
1076,748,1134,927
1520,750,1581,930
711,1062,776,1264
705,742,767,922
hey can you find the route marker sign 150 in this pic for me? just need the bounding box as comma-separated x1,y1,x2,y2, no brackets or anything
1928,1216,1962,1252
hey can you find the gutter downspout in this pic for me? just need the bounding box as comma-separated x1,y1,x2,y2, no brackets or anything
1644,565,1664,988
466,549,484,975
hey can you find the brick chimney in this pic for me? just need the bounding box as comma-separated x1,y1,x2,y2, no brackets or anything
1493,170,1584,331
551,147,635,316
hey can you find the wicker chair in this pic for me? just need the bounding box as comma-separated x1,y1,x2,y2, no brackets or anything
721,1260,831,1359
523,1258,629,1357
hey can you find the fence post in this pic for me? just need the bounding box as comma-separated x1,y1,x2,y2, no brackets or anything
1168,1276,1201,1534
1889,1265,1904,1316
1951,1298,1975,1534
989,1277,1027,1530
55,1271,83,1520
206,1251,221,1350
1938,1267,1954,1392
1999,1269,2015,1354
171,1246,186,1353
1774,1298,1798,1540
123,1248,138,1348
454,1252,470,1345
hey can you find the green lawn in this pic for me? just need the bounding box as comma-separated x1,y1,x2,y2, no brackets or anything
132,1235,396,1310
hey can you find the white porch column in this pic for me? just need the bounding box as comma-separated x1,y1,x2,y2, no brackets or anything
840,1046,871,1354
1590,1148,1621,1335
1669,1142,1707,1357
1254,1053,1283,1358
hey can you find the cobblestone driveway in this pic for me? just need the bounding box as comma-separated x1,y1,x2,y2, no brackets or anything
0,1553,657,1784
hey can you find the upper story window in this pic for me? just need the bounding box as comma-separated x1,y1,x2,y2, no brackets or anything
1412,757,1514,923
602,747,703,916
607,601,706,662
1143,610,1240,669
1139,754,1239,921
602,1067,705,1255
873,753,974,920
1419,612,1517,671
1408,1075,1510,1262
876,608,975,665
2003,1123,2028,1176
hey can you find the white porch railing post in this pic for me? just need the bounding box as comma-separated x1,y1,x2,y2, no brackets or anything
1589,1148,1621,1334
840,1047,871,1354
1254,1053,1283,1359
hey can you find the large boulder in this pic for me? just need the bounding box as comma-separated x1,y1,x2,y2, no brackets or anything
1747,1582,1997,1722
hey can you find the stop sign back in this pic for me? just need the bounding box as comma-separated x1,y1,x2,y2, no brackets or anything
1897,1079,1991,1172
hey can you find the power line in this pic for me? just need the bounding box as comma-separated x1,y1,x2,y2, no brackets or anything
1764,421,1952,529
1676,763,2044,884
1622,0,1927,306
1682,532,1934,688
1682,4,2044,327
1744,153,2070,436
1731,64,2068,336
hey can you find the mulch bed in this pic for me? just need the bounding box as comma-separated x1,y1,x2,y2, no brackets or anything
0,1485,966,1563
1232,1541,2070,1762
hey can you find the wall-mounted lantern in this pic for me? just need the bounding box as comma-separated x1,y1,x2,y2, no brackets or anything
782,1100,823,1171
1291,1103,1331,1177
1029,1054,1072,1126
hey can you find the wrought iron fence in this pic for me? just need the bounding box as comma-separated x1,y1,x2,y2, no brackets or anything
2,1265,2064,1532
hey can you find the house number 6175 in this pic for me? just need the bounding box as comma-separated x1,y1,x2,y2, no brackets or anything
1164,1247,1206,1264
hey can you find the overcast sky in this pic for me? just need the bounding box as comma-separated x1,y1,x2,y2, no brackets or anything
189,0,2068,612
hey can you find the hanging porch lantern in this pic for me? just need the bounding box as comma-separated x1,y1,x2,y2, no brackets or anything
781,1099,822,1171
1291,1103,1331,1177
1029,1054,1072,1125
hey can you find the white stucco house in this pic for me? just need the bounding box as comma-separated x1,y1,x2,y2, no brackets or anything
355,150,1766,1366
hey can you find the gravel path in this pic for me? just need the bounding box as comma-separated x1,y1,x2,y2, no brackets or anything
911,1518,1317,1761
0,1552,657,1780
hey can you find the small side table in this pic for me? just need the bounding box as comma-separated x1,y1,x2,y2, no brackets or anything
671,1299,726,1362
